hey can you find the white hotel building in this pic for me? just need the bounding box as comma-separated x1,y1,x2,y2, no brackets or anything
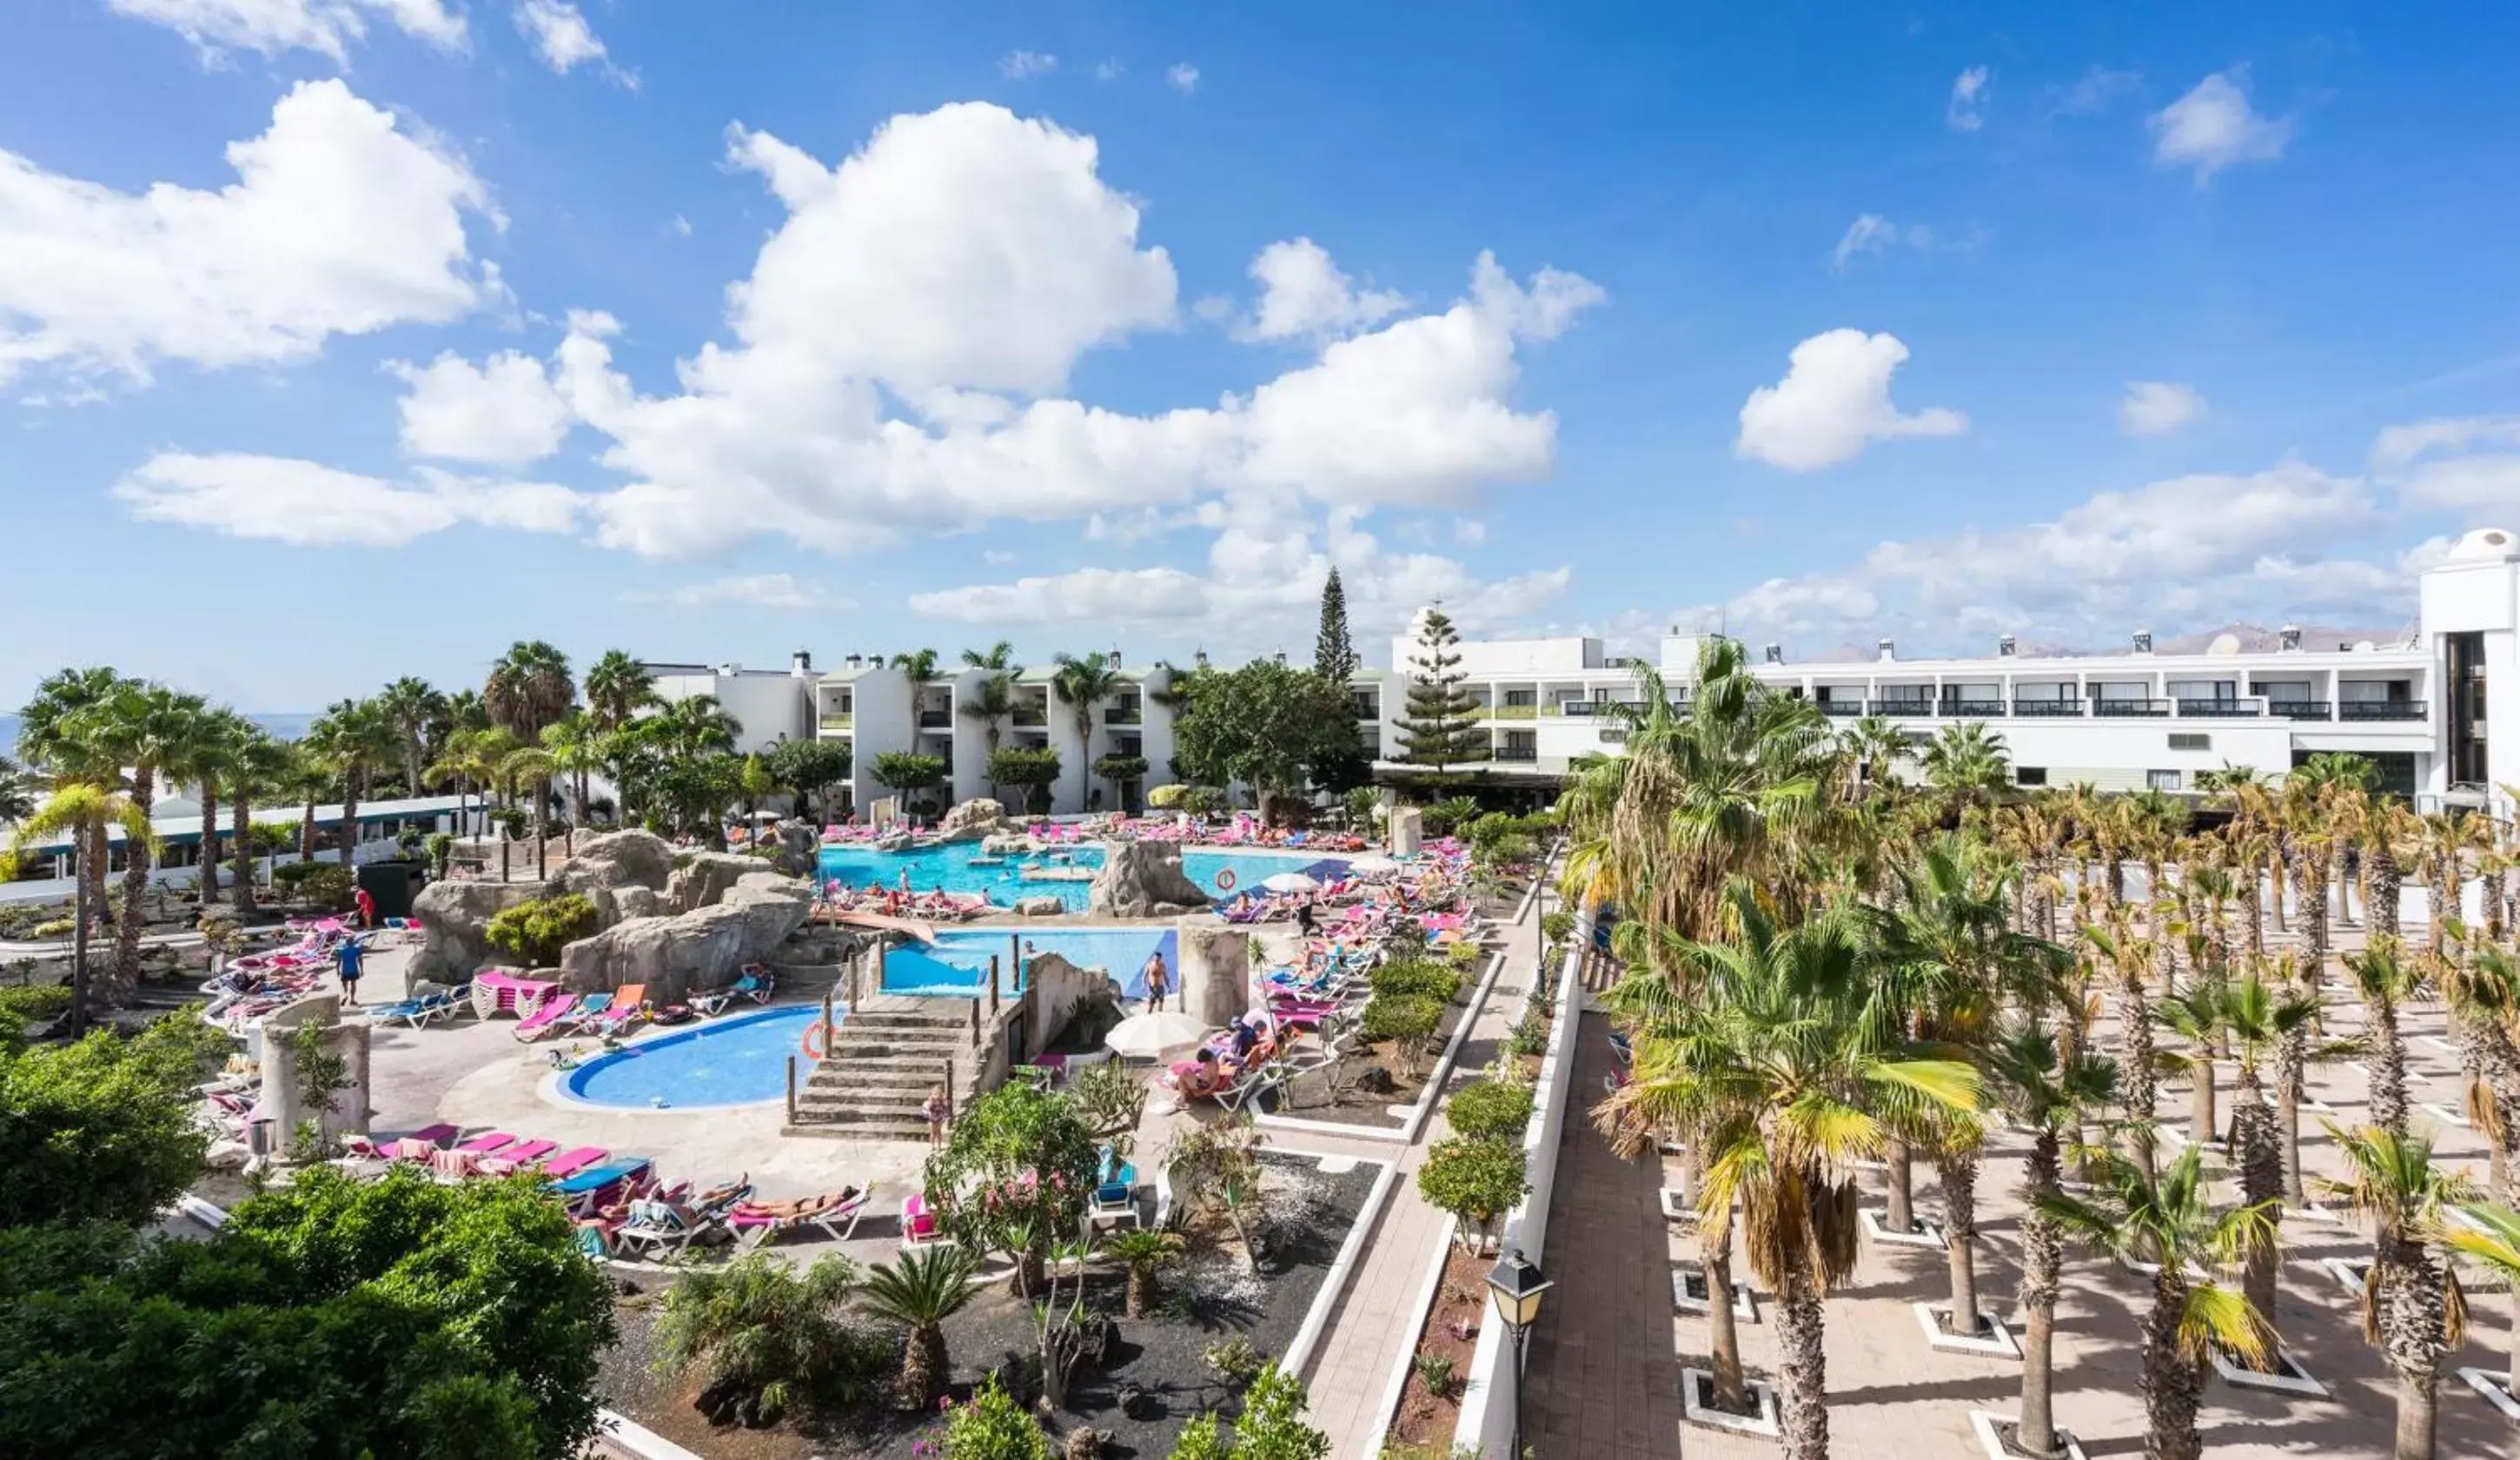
648,527,2520,816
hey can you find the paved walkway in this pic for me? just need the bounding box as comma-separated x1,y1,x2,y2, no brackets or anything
1300,886,1550,1458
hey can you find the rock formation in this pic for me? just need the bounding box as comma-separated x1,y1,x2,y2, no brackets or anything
1176,919,1253,1025
666,849,773,913
1085,840,1214,918
980,831,1032,856
770,819,820,879
1015,895,1065,917
938,798,1012,842
408,879,541,983
558,869,814,1004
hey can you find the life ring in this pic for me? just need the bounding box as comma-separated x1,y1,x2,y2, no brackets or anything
801,1019,834,1061
1215,868,1237,892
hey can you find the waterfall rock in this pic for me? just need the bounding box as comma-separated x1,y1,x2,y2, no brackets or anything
1086,840,1213,919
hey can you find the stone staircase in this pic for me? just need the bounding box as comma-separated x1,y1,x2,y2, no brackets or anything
793,1003,970,1140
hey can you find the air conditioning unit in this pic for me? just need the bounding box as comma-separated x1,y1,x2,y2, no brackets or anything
1997,635,2017,657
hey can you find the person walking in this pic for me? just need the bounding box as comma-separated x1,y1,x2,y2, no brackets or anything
335,937,365,1007
1140,948,1171,1012
922,1084,952,1148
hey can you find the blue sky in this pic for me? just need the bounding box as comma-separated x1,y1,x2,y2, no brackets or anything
5,2,2519,711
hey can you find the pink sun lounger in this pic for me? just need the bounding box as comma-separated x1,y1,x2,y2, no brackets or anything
472,1138,558,1176
537,1146,607,1179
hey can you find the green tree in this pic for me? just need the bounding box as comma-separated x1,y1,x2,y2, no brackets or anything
938,1373,1046,1457
856,1245,980,1409
1391,609,1488,780
500,744,560,879
1170,660,1365,815
79,680,211,1000
16,666,136,966
1050,652,1125,806
1235,1362,1332,1460
484,640,576,740
376,676,448,794
1313,568,1358,683
1920,720,2010,814
766,737,853,823
2,785,155,1031
959,641,1021,674
1415,1135,1529,1251
307,696,397,876
872,752,949,817
540,711,607,830
958,671,1020,755
890,647,942,681
0,1011,222,1225
581,650,654,731
484,894,598,968
1838,714,1911,793
0,1165,616,1458
985,746,1062,814
2315,1124,2473,1460
1092,753,1151,812
924,1082,1100,1291
653,1253,875,1424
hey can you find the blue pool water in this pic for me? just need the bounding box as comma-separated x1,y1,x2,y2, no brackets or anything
816,840,1346,914
560,1006,825,1109
905,926,1180,999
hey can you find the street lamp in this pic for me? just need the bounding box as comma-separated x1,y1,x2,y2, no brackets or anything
1485,1245,1553,1457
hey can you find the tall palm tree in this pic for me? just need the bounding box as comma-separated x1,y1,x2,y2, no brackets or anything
2,785,153,1033
959,641,1020,674
182,709,249,909
1981,1017,2118,1460
225,729,293,915
2219,966,2324,1342
1050,652,1124,812
2153,982,2227,1162
958,672,1018,757
2317,1125,2473,1460
1839,714,1911,797
375,677,447,796
2040,1148,2274,1460
855,1245,979,1409
1919,720,2011,819
484,640,576,740
2445,946,2520,1204
1610,889,1976,1460
425,727,509,852
0,754,32,826
84,681,210,1000
540,712,605,833
653,694,741,756
2348,941,2425,1136
306,699,396,877
500,745,558,880
888,647,941,682
17,666,135,946
581,650,652,732
2087,919,2163,1180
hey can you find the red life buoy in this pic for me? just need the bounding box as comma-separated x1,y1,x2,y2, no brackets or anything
801,1019,833,1060
1215,868,1237,892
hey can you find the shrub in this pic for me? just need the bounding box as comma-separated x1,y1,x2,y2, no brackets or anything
0,985,71,1047
1179,786,1230,817
1361,993,1444,1076
1343,786,1379,827
424,832,454,877
939,1374,1050,1458
1415,1136,1530,1245
1445,1079,1535,1142
1169,1412,1229,1460
0,1012,223,1225
1411,1350,1456,1399
484,893,599,968
653,1253,882,1424
1422,796,1482,837
1202,1335,1265,1385
1145,783,1190,809
1540,909,1575,948
27,918,72,940
1369,959,1462,1003
1236,1362,1332,1460
1507,1008,1550,1058
1382,919,1429,958
272,860,355,910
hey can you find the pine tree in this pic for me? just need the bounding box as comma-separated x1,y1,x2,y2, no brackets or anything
1392,609,1487,780
1314,569,1359,684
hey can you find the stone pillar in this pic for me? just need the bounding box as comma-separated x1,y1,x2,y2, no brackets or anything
259,993,373,1156
1176,917,1252,1025
1389,806,1423,856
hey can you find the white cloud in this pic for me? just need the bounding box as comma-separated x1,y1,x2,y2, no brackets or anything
1001,50,1057,79
1239,238,1407,341
1734,329,1966,471
106,0,466,62
513,1,630,83
0,79,494,388
2370,415,2520,469
2150,70,2292,183
672,214,693,238
2047,65,2140,117
1166,63,1199,94
1831,215,1897,271
1828,216,1977,273
2397,457,2520,511
2119,381,2206,436
389,350,574,464
1689,459,2399,648
113,452,580,546
1093,58,1124,82
1946,66,1989,131
625,573,849,611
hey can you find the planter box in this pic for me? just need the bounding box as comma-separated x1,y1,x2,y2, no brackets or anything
1672,1266,1757,1320
1860,1207,1947,1249
1681,1369,1781,1438
2212,1344,2326,1397
1913,1303,2021,1358
1968,1410,2091,1460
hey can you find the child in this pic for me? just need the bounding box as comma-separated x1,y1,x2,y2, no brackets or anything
922,1084,951,1147
334,938,364,1007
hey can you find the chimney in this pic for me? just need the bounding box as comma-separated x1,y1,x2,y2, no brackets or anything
2278,624,2302,652
2132,631,2153,655
1273,650,1288,667
1763,643,1784,665
1877,639,1896,663
791,649,812,676
1194,647,1210,670
1997,635,2017,658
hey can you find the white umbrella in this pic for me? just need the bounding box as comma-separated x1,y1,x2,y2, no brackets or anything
1346,854,1398,876
1261,871,1321,894
1104,1011,1210,1058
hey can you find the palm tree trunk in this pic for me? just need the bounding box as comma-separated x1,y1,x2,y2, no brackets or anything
230,790,256,915
2270,849,2289,932
2119,972,2159,1182
2190,1056,2217,1151
341,777,360,884
1940,1151,1982,1337
2277,1031,2307,1204
2394,1370,2437,1460
534,779,549,880
2145,1273,2207,1460
1886,1137,1915,1234
109,765,155,1005
2232,1075,2284,1335
1704,1222,1747,1413
299,793,315,862
1776,1278,1831,1460
199,780,221,906
2018,1132,2066,1458
68,837,92,1035
2370,994,2410,1136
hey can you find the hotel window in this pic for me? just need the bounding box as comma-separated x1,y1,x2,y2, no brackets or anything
1503,690,1536,707
2015,766,2047,786
2147,769,2182,792
2168,733,2210,751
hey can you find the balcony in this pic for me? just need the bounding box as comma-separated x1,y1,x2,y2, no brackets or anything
818,713,852,730
2268,700,2331,721
2094,699,2172,718
1938,700,2006,717
1868,700,1935,717
1558,700,1648,718
1493,746,1540,762
1488,704,1538,720
1012,707,1048,727
917,710,952,729
2175,699,2258,718
1817,701,1865,717
1105,706,1141,726
2013,700,2083,717
2339,701,2425,722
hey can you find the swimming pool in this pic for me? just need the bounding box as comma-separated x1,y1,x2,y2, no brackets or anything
905,926,1179,999
559,1005,826,1110
816,840,1347,914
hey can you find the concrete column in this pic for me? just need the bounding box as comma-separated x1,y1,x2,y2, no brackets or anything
1389,807,1423,856
1176,919,1252,1025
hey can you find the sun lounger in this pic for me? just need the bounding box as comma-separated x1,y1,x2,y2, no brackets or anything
537,1145,608,1180
730,1187,869,1248
555,1158,653,1214
472,1138,559,1176
368,985,467,1029
591,985,647,1032
693,970,773,1017
613,1198,722,1260
556,992,617,1036
1091,1157,1140,1231
899,1191,950,1249
513,993,588,1042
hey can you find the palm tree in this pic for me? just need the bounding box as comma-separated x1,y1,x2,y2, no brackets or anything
182,709,249,908
653,694,741,756
306,699,395,877
2087,919,2163,1180
1839,714,1911,797
2,785,154,1033
581,650,652,732
1919,720,2011,818
1981,1017,2117,1460
2218,966,2322,1346
2445,946,2520,1203
485,640,576,740
224,729,292,915
2153,982,2227,1163
855,1245,978,1409
959,641,1020,674
0,754,32,825
1050,652,1124,812
2442,1202,2520,1408
540,712,605,834
2348,941,2425,1135
888,647,941,683
85,681,210,1000
375,677,447,795
958,672,1018,755
2317,1125,2473,1460
2039,1148,2274,1460
17,666,135,947
424,728,501,849
1608,890,1977,1460
501,745,559,880
1104,1228,1185,1317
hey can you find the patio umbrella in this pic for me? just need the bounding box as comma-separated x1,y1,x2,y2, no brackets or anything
1104,1011,1210,1058
1261,872,1321,894
1346,854,1398,876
